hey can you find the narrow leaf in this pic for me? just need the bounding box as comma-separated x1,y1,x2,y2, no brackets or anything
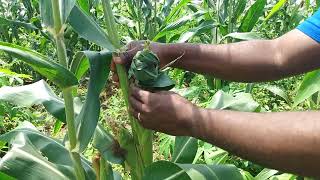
68,6,115,51
294,70,320,106
232,0,247,23
0,42,78,89
153,12,204,41
178,21,216,43
255,168,278,180
222,32,263,41
265,0,288,21
263,85,290,104
239,0,267,32
0,16,38,30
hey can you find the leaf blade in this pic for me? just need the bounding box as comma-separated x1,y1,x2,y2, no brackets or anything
0,41,78,88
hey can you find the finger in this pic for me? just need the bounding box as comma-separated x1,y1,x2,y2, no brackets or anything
129,95,144,112
130,85,152,104
112,73,119,83
111,60,116,72
113,56,126,65
129,108,139,120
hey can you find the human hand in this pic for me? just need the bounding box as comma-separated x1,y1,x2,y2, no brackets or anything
128,85,200,136
111,41,166,84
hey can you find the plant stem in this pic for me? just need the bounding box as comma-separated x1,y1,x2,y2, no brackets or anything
101,0,153,179
51,1,85,179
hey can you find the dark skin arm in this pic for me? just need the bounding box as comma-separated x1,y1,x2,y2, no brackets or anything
112,29,320,177
113,30,320,82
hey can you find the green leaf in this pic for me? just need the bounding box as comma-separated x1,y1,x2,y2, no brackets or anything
0,80,74,122
143,161,242,180
153,12,204,41
263,85,290,104
0,41,78,89
39,0,76,29
70,52,90,80
232,0,247,23
93,124,125,164
178,164,243,180
129,49,175,90
0,172,15,180
164,0,191,24
77,0,90,13
204,148,229,165
68,6,115,51
208,90,260,112
294,70,320,106
39,0,54,29
265,0,288,21
75,50,112,152
222,32,263,41
178,21,216,43
61,0,77,24
0,16,38,30
239,0,267,32
143,161,191,180
172,136,198,163
255,168,278,180
0,121,96,179
269,173,296,180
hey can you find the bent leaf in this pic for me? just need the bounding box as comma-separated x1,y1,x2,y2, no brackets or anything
0,80,80,122
263,85,290,104
93,124,125,164
0,121,96,179
129,48,175,90
222,32,263,41
75,50,112,152
255,168,278,180
178,163,243,180
143,161,242,180
208,90,260,112
0,133,76,180
0,80,64,121
0,41,78,89
172,136,198,163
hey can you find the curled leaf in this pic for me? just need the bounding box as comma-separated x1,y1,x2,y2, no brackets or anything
128,48,175,91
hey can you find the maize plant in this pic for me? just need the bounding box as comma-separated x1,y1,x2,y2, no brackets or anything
0,0,285,179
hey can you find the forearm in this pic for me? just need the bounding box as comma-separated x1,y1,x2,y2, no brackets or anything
159,30,320,82
192,109,320,177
